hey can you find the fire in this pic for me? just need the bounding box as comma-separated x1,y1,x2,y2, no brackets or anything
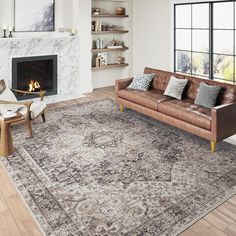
28,80,40,92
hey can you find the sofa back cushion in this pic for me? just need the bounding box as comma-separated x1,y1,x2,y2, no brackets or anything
144,67,185,91
144,68,236,105
184,75,236,105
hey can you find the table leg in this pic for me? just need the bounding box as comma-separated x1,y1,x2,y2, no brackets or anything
0,122,14,157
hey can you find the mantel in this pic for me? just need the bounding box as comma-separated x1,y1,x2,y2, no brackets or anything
0,36,78,41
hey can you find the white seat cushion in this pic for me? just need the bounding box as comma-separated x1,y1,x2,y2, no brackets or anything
30,101,47,119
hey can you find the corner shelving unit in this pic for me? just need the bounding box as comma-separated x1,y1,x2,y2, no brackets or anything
91,0,131,88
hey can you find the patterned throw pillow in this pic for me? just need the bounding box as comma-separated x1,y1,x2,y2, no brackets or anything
0,80,6,95
164,76,188,100
194,82,221,108
128,74,155,91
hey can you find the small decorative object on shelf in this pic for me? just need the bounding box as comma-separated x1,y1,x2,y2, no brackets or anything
71,28,75,36
92,21,123,32
95,53,107,68
8,26,13,38
98,53,108,66
94,21,102,31
2,24,7,38
92,21,96,31
107,25,119,31
117,56,125,64
96,56,102,67
107,39,124,49
95,38,105,49
111,38,117,46
116,7,125,15
93,8,102,15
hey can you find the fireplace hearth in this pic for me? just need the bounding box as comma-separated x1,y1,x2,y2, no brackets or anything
12,55,57,100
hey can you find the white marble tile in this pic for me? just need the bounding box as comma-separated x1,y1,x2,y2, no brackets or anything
0,36,81,100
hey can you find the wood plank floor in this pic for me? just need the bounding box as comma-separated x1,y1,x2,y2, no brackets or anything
0,86,235,236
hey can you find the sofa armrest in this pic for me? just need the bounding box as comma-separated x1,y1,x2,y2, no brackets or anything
115,77,133,100
211,102,236,142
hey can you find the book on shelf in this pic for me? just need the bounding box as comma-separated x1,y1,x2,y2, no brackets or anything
95,21,102,32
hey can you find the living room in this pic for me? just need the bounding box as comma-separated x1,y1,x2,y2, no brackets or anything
0,0,235,236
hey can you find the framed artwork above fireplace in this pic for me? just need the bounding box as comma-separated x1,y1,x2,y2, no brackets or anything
15,0,55,32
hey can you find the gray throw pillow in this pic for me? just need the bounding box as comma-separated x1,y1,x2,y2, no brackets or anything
128,74,155,91
194,82,221,108
164,76,188,100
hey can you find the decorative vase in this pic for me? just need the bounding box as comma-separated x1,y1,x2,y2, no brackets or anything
116,7,125,15
117,56,125,64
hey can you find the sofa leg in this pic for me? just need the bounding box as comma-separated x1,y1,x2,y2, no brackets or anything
211,141,216,152
119,104,124,112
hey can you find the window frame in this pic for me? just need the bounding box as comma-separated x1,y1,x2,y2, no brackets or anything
174,0,236,84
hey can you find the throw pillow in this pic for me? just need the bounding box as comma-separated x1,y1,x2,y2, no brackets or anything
0,87,17,102
164,76,188,100
127,74,155,91
0,80,6,95
194,82,221,108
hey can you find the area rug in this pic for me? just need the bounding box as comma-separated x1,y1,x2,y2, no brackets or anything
1,99,236,236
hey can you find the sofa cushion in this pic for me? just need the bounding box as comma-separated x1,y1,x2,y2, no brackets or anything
119,88,172,111
144,67,185,91
127,74,155,91
158,99,211,130
164,76,188,100
184,75,236,104
194,82,221,108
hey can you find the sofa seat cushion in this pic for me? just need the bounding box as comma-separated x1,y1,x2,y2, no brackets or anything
158,99,211,130
119,88,172,111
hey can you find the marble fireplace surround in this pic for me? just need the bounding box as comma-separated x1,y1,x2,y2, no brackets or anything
0,36,83,103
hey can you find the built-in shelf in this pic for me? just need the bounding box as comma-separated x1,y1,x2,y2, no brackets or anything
92,63,129,70
92,14,129,17
92,30,129,34
91,47,129,53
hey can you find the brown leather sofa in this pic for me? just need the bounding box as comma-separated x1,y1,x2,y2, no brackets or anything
115,67,236,152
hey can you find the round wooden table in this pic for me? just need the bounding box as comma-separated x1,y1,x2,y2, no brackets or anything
0,114,24,157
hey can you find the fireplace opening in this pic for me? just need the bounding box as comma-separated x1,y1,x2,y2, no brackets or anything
12,55,57,100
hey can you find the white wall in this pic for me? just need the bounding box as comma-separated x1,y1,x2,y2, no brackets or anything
74,0,93,93
133,0,172,74
0,0,74,34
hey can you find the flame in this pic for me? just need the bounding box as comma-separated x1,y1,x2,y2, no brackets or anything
28,80,40,92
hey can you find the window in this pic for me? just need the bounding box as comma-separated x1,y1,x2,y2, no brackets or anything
174,1,236,84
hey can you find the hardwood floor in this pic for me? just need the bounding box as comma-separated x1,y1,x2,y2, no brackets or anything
0,86,235,236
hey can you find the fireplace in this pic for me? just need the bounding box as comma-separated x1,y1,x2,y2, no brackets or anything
12,55,57,99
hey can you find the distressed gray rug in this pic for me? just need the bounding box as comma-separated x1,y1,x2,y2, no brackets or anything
1,99,236,236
